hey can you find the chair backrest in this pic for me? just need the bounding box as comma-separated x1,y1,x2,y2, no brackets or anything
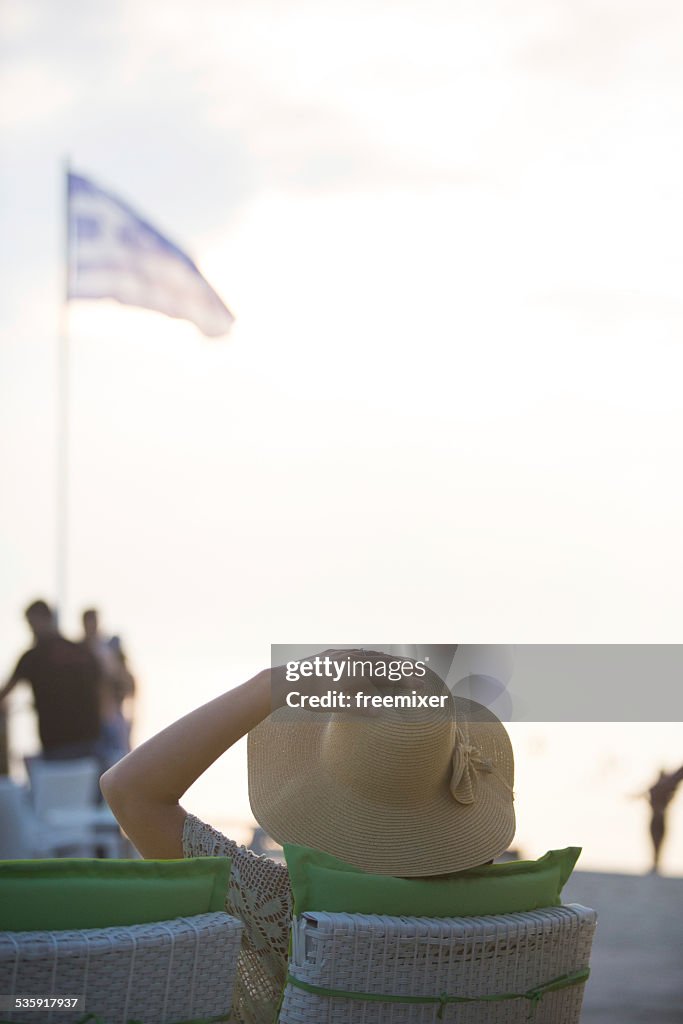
26,757,100,820
279,903,597,1023
0,779,38,859
0,912,244,1024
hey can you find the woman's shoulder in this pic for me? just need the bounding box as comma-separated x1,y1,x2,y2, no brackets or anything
183,813,292,960
182,813,290,890
183,814,293,1021
183,812,239,859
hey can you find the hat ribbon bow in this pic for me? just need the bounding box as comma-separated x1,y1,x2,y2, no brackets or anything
450,728,494,805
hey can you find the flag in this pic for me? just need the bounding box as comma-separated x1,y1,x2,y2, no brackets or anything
67,171,235,337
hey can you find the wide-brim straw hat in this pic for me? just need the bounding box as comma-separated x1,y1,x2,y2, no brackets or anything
248,671,515,876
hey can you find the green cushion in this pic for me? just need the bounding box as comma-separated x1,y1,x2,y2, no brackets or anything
284,844,581,917
0,857,231,931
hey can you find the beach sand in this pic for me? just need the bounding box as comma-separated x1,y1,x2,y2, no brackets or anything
563,870,683,1023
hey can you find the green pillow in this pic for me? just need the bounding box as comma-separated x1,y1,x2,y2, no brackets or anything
0,857,231,931
284,844,581,917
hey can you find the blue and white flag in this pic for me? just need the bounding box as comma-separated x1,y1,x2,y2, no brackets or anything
67,172,235,337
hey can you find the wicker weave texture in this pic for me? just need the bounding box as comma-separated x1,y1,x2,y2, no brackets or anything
280,904,596,1024
0,912,243,1024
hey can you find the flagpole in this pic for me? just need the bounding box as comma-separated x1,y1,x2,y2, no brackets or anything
56,159,71,625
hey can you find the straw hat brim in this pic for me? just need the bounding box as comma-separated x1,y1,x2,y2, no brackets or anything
248,696,515,876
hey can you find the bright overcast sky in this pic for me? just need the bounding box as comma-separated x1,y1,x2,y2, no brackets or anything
2,1,683,870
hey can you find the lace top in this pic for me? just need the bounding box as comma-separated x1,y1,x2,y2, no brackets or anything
182,813,292,1024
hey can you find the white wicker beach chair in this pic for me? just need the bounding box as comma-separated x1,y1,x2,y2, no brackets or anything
25,757,101,821
279,904,596,1023
24,758,125,858
0,912,243,1024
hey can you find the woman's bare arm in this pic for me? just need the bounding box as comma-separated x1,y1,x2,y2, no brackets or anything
100,669,271,858
101,649,384,858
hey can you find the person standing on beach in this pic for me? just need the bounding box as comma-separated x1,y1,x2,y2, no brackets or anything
81,608,136,767
0,600,101,760
645,766,683,873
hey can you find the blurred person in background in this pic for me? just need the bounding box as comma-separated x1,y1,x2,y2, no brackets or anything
0,599,101,760
81,608,136,768
645,765,683,873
